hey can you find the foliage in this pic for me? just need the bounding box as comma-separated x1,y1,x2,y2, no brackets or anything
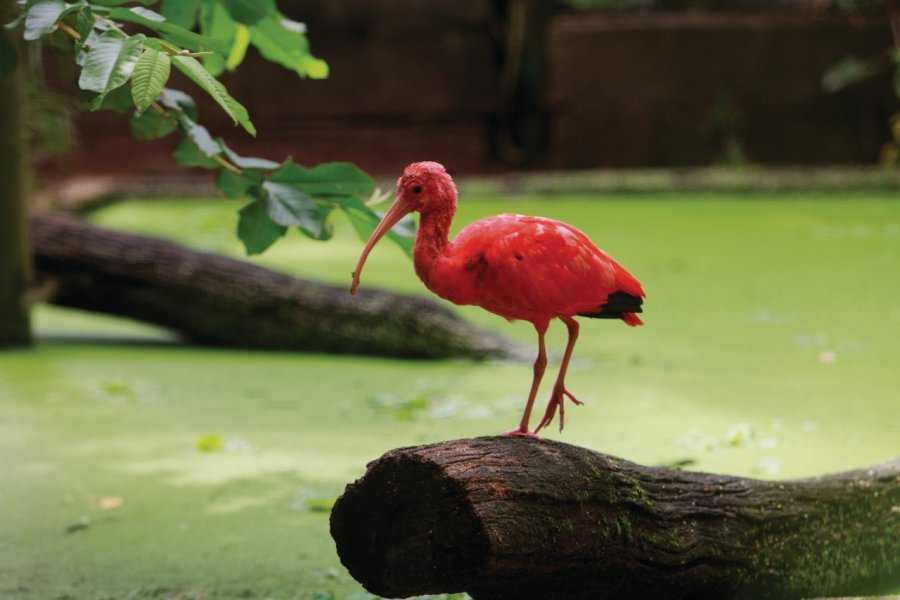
821,4,900,166
2,0,414,255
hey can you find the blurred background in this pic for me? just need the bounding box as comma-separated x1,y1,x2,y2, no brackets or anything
32,0,899,178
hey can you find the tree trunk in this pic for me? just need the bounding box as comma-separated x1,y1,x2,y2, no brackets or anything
330,437,900,600
0,1,31,348
31,214,522,358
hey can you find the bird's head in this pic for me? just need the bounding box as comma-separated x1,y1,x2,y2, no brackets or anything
396,161,457,214
350,161,457,294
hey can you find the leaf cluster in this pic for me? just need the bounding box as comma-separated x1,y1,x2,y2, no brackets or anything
3,0,413,255
822,45,900,168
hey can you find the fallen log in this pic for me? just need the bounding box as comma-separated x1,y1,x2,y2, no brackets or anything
31,213,522,358
330,437,900,600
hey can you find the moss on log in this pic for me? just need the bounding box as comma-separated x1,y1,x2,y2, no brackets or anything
31,214,522,358
330,437,900,600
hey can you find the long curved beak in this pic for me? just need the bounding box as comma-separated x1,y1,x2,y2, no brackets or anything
350,194,412,294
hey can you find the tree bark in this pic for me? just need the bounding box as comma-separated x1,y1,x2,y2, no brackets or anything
330,437,900,600
0,1,31,348
31,214,521,358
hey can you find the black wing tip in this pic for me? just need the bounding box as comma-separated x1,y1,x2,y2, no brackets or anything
578,291,643,319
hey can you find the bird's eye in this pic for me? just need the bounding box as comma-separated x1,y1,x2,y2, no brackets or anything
411,185,422,195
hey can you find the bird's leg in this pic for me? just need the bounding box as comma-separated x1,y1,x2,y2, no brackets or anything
503,323,548,437
534,316,583,434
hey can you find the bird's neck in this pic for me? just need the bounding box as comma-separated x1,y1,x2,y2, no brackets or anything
413,209,453,283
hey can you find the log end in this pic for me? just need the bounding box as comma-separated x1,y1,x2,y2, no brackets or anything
329,446,488,597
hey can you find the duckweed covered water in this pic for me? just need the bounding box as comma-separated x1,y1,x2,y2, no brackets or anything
1,192,897,599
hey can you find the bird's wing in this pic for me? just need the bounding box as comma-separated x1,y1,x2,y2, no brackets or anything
446,215,640,321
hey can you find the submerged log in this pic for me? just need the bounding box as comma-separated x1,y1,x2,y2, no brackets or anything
330,437,900,600
31,214,521,358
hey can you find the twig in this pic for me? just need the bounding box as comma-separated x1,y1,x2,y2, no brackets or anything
56,21,81,42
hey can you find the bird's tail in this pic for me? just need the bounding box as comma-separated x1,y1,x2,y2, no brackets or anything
622,312,644,327
578,291,644,326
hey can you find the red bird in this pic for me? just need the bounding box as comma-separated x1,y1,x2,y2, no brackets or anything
351,162,644,436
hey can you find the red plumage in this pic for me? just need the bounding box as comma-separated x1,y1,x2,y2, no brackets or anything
351,162,645,436
426,214,644,326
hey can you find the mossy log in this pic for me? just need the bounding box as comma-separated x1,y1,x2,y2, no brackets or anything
31,214,521,358
330,437,900,600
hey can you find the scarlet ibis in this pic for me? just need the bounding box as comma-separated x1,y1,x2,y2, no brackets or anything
351,161,644,436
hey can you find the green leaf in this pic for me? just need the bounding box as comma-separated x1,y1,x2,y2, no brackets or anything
173,136,218,168
313,204,335,241
158,87,197,118
23,0,66,41
269,162,375,197
226,23,250,71
75,28,98,66
218,141,279,170
220,0,277,25
79,31,144,109
201,50,226,77
91,0,156,5
160,0,200,29
74,6,96,51
181,119,221,157
197,1,236,76
4,10,27,32
126,6,165,22
171,54,256,136
74,7,116,64
262,181,323,237
822,56,875,93
80,84,134,112
131,47,170,112
108,7,231,56
249,15,328,79
238,197,286,255
216,168,263,198
130,108,176,139
261,161,387,246
343,205,415,255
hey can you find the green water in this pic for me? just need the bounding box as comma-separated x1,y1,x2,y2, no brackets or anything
1,192,898,599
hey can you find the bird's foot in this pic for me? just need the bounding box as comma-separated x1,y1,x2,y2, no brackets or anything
561,388,584,407
533,385,582,434
502,426,542,439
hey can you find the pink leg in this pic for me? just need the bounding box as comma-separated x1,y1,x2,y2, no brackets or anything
503,322,548,437
534,316,583,434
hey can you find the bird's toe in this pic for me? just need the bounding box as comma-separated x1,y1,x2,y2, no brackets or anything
502,427,542,439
